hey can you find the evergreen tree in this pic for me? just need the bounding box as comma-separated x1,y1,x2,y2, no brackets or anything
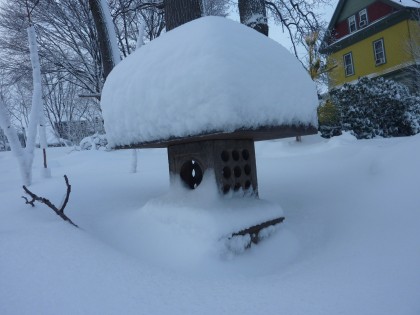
331,77,420,139
317,99,341,138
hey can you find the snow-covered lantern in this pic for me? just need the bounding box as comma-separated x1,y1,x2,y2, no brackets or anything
101,17,318,242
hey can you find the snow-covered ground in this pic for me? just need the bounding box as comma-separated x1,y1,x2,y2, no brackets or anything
1,133,419,315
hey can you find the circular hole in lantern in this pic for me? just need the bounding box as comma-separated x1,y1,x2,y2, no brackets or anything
234,183,241,191
223,167,231,179
234,166,242,178
242,149,250,160
244,180,251,190
223,184,231,194
221,150,229,162
244,164,251,175
180,159,203,189
232,150,240,161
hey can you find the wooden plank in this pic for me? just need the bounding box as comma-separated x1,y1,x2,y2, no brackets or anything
229,217,285,247
114,124,318,149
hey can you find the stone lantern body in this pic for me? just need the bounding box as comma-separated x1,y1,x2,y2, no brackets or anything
100,17,319,245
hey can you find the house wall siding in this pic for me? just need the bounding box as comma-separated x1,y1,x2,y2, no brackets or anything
368,2,395,22
333,1,395,40
337,0,376,22
407,18,420,61
328,20,419,89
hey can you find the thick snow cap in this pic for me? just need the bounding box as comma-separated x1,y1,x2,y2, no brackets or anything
101,16,318,148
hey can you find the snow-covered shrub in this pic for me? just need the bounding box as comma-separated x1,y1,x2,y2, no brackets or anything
405,95,420,134
0,128,10,151
79,133,108,150
0,139,10,151
331,77,420,139
317,99,341,138
55,118,104,146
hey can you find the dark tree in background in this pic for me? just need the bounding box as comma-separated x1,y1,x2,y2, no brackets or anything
0,0,106,144
164,0,202,31
238,0,268,36
164,0,268,35
0,0,330,149
89,0,119,80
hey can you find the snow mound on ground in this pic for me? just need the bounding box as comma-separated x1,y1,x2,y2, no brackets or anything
79,133,108,150
101,16,318,147
1,135,420,313
87,172,285,273
132,174,283,258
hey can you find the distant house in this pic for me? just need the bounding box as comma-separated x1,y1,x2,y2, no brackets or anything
320,0,420,92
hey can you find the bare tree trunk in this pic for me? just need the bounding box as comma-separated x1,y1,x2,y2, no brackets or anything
39,113,51,177
238,0,268,36
25,25,44,183
164,0,202,31
0,99,31,185
89,0,120,80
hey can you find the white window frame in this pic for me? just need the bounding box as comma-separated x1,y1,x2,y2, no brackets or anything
373,39,386,65
348,15,357,33
343,52,354,76
359,9,368,28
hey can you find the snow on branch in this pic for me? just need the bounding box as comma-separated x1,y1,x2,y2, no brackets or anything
22,175,78,228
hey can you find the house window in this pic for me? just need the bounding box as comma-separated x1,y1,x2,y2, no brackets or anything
348,15,357,33
359,9,368,28
343,52,354,76
373,39,386,65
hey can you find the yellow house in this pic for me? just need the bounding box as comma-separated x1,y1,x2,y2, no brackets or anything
320,0,420,92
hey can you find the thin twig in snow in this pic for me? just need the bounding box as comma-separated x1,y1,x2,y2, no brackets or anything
22,175,78,227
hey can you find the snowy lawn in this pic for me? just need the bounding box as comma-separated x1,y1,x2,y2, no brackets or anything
0,133,419,314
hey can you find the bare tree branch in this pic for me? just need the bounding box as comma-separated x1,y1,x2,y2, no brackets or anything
22,175,78,227
265,0,329,62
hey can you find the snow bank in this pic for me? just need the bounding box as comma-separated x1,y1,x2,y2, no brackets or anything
79,133,108,150
101,16,318,148
134,174,283,256
1,134,420,314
